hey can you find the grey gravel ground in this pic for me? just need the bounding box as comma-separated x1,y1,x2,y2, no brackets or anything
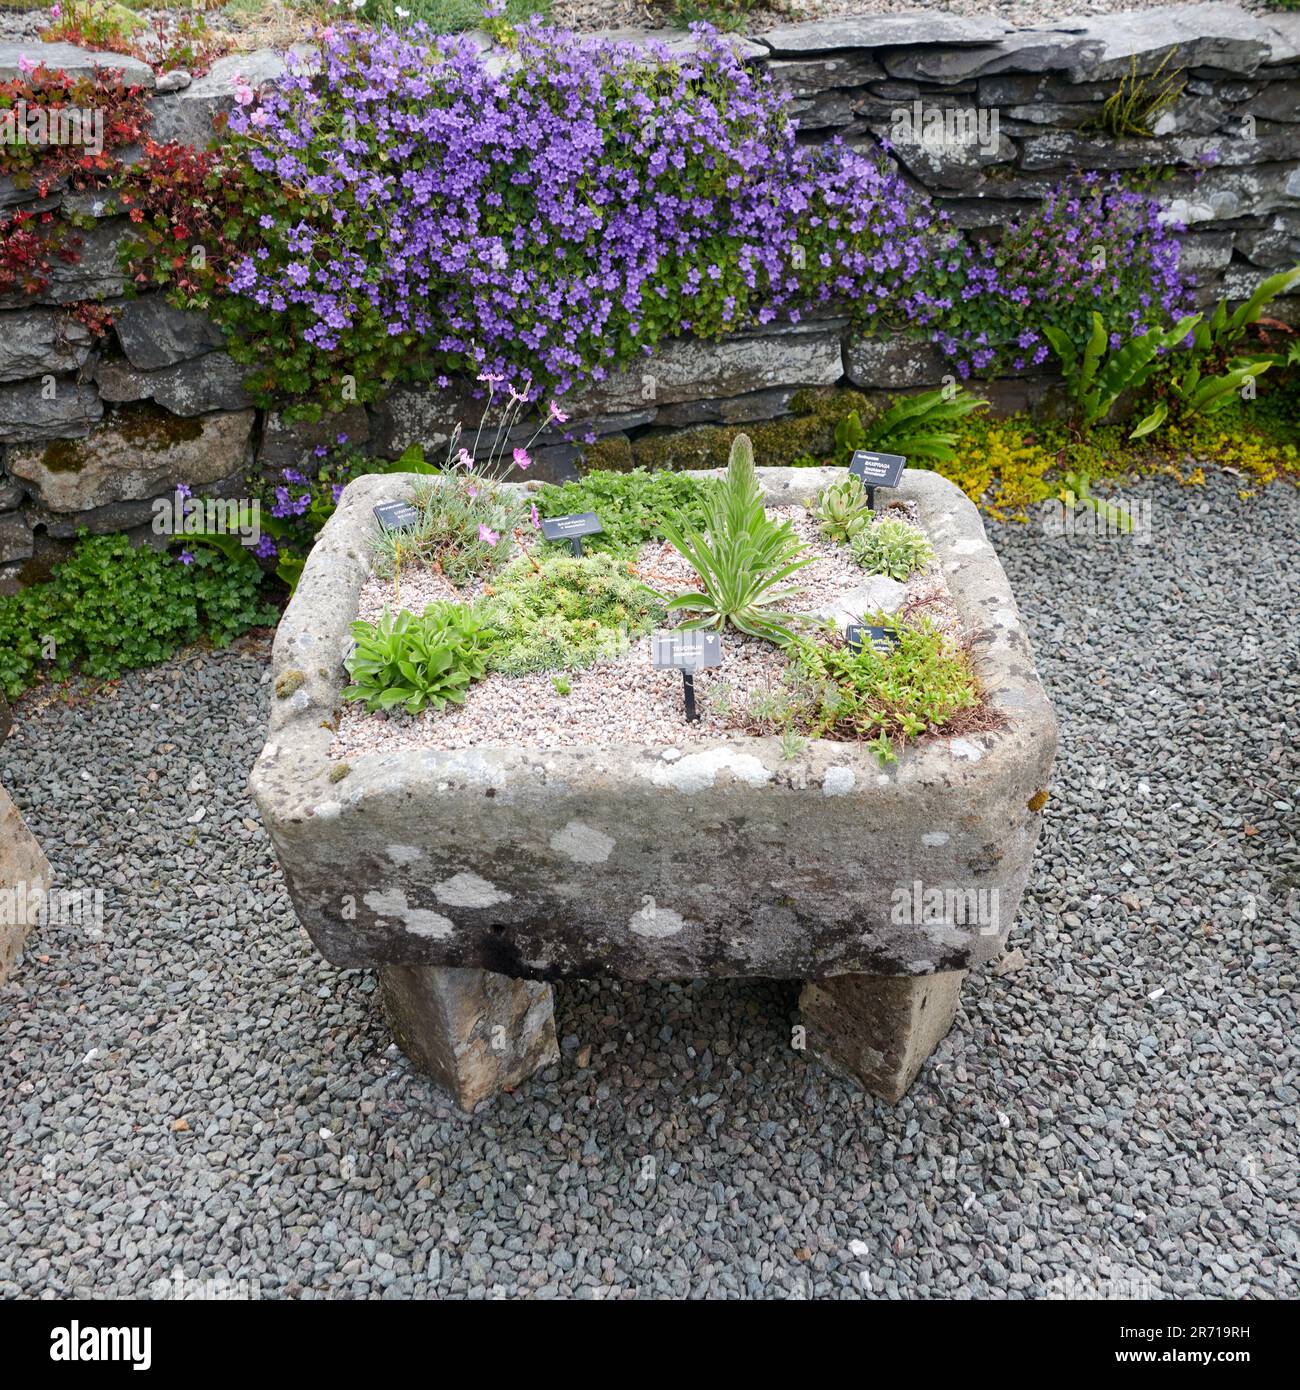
1,469,1297,1300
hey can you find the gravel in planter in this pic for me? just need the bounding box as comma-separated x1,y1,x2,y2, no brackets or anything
333,501,959,757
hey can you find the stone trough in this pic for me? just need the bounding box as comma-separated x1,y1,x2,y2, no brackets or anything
250,467,1056,1108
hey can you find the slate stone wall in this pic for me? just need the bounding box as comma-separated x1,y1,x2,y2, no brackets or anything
1,3,1297,569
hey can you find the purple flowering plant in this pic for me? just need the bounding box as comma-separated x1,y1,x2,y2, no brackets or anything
218,18,952,414
250,434,438,589
933,172,1194,379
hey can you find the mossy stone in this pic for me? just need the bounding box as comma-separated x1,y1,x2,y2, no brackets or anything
578,388,875,476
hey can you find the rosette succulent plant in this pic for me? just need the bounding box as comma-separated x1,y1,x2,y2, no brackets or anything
810,474,874,544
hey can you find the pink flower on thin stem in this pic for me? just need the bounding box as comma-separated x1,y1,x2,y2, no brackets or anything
512,447,531,470
547,401,568,424
478,523,499,546
529,502,540,528
456,448,475,470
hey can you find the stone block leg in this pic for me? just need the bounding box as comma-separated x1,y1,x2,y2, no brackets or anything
798,971,966,1103
378,964,558,1111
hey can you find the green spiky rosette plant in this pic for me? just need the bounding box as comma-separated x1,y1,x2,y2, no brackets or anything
660,435,813,645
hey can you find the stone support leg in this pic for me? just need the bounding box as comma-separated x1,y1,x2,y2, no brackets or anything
378,964,558,1110
798,970,966,1103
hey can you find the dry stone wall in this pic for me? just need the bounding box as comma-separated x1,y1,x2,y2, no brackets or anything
1,3,1297,569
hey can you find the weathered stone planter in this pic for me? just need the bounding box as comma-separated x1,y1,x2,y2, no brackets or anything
251,467,1056,1107
1,692,51,986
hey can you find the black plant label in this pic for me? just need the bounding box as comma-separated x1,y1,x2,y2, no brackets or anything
849,450,907,489
540,512,603,542
846,623,900,656
373,500,420,531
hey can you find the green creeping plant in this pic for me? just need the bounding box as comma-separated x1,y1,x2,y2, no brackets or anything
344,602,488,715
785,617,981,765
660,434,814,646
534,468,715,554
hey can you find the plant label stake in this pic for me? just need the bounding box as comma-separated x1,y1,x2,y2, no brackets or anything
848,450,907,510
846,623,901,657
652,630,723,723
541,511,603,557
374,501,419,605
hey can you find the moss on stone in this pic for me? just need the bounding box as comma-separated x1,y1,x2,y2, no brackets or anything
41,438,86,473
327,762,351,783
114,403,204,452
579,388,875,476
38,405,206,475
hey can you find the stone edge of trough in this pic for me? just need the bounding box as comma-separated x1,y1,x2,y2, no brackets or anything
248,467,1059,820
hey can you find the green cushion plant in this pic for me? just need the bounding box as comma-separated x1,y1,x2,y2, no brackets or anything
479,551,665,675
850,517,934,581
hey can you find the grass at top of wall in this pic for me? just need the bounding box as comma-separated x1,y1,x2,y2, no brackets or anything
342,0,551,32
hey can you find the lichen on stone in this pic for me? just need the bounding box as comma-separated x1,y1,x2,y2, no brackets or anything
275,669,305,698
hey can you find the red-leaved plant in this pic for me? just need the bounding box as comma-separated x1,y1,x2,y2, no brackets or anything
0,63,150,188
115,140,243,302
